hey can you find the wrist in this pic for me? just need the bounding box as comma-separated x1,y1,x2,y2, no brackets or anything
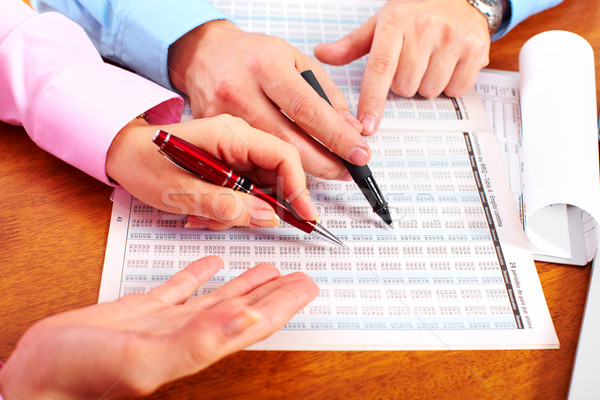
466,0,511,38
167,19,240,94
106,117,150,184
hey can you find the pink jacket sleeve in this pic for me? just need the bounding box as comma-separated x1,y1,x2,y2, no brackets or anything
0,0,183,184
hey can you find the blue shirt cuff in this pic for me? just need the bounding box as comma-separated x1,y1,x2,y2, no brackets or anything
494,0,564,40
115,1,231,89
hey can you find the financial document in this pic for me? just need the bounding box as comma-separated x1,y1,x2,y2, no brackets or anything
99,0,557,350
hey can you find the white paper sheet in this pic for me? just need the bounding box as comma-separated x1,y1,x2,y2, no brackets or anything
99,0,558,350
475,31,600,265
569,251,600,399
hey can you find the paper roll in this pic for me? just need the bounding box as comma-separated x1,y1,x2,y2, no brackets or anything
519,31,599,260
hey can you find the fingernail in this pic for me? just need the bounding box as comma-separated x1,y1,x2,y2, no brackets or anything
184,220,209,230
359,115,378,135
347,140,370,165
300,191,318,220
304,200,318,221
342,111,363,132
250,210,279,227
223,309,263,338
287,189,318,221
309,201,318,220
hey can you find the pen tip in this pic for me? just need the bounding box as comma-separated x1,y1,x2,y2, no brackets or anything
376,207,393,225
312,222,344,247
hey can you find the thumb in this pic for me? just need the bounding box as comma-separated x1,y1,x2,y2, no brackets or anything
314,17,376,65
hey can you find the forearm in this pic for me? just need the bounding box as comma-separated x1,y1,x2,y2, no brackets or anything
0,1,183,184
31,0,231,89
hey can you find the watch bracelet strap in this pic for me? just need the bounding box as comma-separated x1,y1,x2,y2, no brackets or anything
493,0,512,39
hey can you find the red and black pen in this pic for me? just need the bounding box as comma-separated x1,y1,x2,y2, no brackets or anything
152,130,343,246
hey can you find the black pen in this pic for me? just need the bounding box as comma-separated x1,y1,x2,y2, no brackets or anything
300,70,392,225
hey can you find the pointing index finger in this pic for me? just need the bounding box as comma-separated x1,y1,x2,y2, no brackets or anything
357,17,405,135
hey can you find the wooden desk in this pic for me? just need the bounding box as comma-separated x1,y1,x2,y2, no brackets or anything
1,0,598,398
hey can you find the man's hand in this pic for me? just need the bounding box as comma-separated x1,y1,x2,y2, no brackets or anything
106,115,317,231
0,256,319,399
314,0,490,135
168,19,369,179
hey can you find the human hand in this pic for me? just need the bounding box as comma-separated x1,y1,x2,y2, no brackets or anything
106,115,317,231
314,0,490,135
167,19,369,179
0,256,318,399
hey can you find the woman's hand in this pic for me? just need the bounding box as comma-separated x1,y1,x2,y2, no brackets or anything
0,256,318,399
106,114,317,230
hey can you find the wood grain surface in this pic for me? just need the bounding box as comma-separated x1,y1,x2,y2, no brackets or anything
1,0,598,398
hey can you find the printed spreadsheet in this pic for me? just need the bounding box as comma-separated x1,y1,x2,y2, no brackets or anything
99,0,557,350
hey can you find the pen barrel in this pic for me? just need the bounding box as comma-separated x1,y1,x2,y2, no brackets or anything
341,159,372,181
153,130,317,234
153,130,233,186
300,70,390,224
301,70,332,105
250,186,316,234
355,174,388,212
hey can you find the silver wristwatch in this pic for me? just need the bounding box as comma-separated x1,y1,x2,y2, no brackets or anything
466,0,510,37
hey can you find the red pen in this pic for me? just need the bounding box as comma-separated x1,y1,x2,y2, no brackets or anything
152,130,343,246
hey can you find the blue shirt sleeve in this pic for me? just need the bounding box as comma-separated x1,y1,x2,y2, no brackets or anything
494,0,564,40
31,0,231,89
